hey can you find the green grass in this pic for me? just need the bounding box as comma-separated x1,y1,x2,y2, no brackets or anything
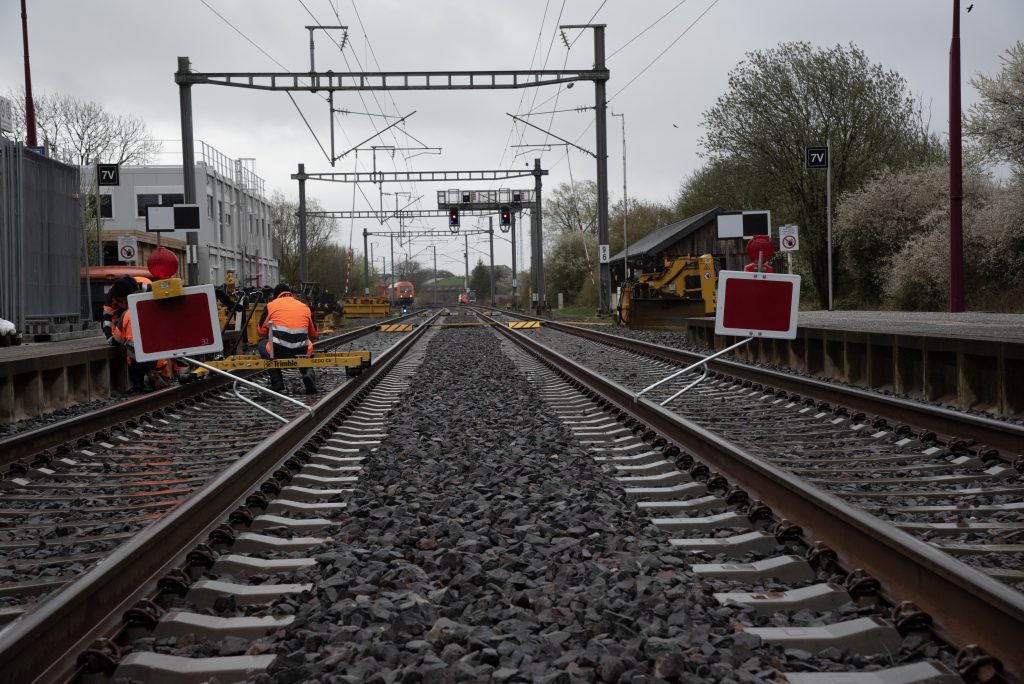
552,306,599,319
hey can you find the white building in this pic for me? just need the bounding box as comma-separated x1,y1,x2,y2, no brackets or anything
87,142,279,287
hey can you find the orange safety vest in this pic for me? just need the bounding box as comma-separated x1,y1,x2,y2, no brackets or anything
103,276,153,341
111,309,137,362
258,292,317,357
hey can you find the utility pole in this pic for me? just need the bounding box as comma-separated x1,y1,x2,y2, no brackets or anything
390,233,395,304
531,158,545,312
464,234,469,293
612,110,628,283
826,138,833,311
176,56,199,285
362,228,370,294
295,163,309,283
432,244,437,305
20,0,36,147
94,166,103,266
488,217,495,305
592,25,611,315
949,0,965,312
510,213,517,311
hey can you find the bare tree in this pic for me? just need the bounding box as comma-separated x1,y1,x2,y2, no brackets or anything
270,191,337,285
8,89,161,165
544,181,599,246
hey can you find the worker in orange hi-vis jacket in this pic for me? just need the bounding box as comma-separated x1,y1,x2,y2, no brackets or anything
257,283,318,394
102,274,151,345
111,308,167,392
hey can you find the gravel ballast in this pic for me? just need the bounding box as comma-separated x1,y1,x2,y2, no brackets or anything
209,327,942,684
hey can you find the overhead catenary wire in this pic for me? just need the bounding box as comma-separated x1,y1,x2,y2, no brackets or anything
297,2,409,182
200,0,384,241
492,0,552,175
300,0,429,233
568,0,607,47
324,0,422,240
545,0,719,175
608,0,721,102
198,0,334,163
331,0,437,211
607,0,693,61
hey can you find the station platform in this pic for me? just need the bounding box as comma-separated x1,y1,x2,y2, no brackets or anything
679,310,1023,419
787,310,1024,343
0,333,127,424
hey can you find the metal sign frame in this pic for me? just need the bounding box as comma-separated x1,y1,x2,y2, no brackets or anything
715,270,801,339
127,284,223,362
637,270,801,405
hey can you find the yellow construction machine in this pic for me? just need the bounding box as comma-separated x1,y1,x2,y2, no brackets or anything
617,254,717,329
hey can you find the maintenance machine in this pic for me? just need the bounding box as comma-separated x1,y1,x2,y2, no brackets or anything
617,254,717,329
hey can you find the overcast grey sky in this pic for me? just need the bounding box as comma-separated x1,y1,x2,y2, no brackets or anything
3,1,1021,274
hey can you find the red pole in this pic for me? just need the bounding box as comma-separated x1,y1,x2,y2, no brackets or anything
20,0,37,148
949,0,965,312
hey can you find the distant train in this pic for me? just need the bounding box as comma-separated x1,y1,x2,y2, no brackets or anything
394,281,415,305
373,281,415,305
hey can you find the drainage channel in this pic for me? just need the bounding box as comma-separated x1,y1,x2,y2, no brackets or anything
495,327,1013,682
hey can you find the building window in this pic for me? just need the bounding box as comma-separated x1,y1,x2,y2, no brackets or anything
136,192,185,218
85,194,113,219
224,211,232,226
207,196,214,218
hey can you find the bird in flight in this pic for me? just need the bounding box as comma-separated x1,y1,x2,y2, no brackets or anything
967,4,973,11
672,123,679,128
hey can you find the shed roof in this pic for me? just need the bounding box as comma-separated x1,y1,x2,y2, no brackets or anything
610,206,722,262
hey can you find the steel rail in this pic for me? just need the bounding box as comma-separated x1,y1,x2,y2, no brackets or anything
526,316,1024,457
0,315,413,466
495,322,1024,679
0,312,438,684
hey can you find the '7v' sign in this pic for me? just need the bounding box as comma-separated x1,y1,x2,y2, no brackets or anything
805,146,828,170
97,163,120,186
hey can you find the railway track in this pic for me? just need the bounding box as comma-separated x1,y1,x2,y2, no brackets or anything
0,312,437,680
0,314,419,466
0,310,1019,681
482,309,1023,678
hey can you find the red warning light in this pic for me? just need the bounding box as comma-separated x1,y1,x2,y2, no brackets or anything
746,235,774,264
148,246,179,280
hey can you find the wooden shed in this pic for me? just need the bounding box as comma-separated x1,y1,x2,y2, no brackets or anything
608,207,752,287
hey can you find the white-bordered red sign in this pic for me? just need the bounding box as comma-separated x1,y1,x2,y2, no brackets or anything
715,270,800,340
127,284,223,362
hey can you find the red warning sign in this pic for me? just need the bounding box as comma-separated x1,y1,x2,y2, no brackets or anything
127,284,223,362
715,271,800,339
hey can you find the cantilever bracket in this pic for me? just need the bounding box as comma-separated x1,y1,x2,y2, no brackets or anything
635,337,755,406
